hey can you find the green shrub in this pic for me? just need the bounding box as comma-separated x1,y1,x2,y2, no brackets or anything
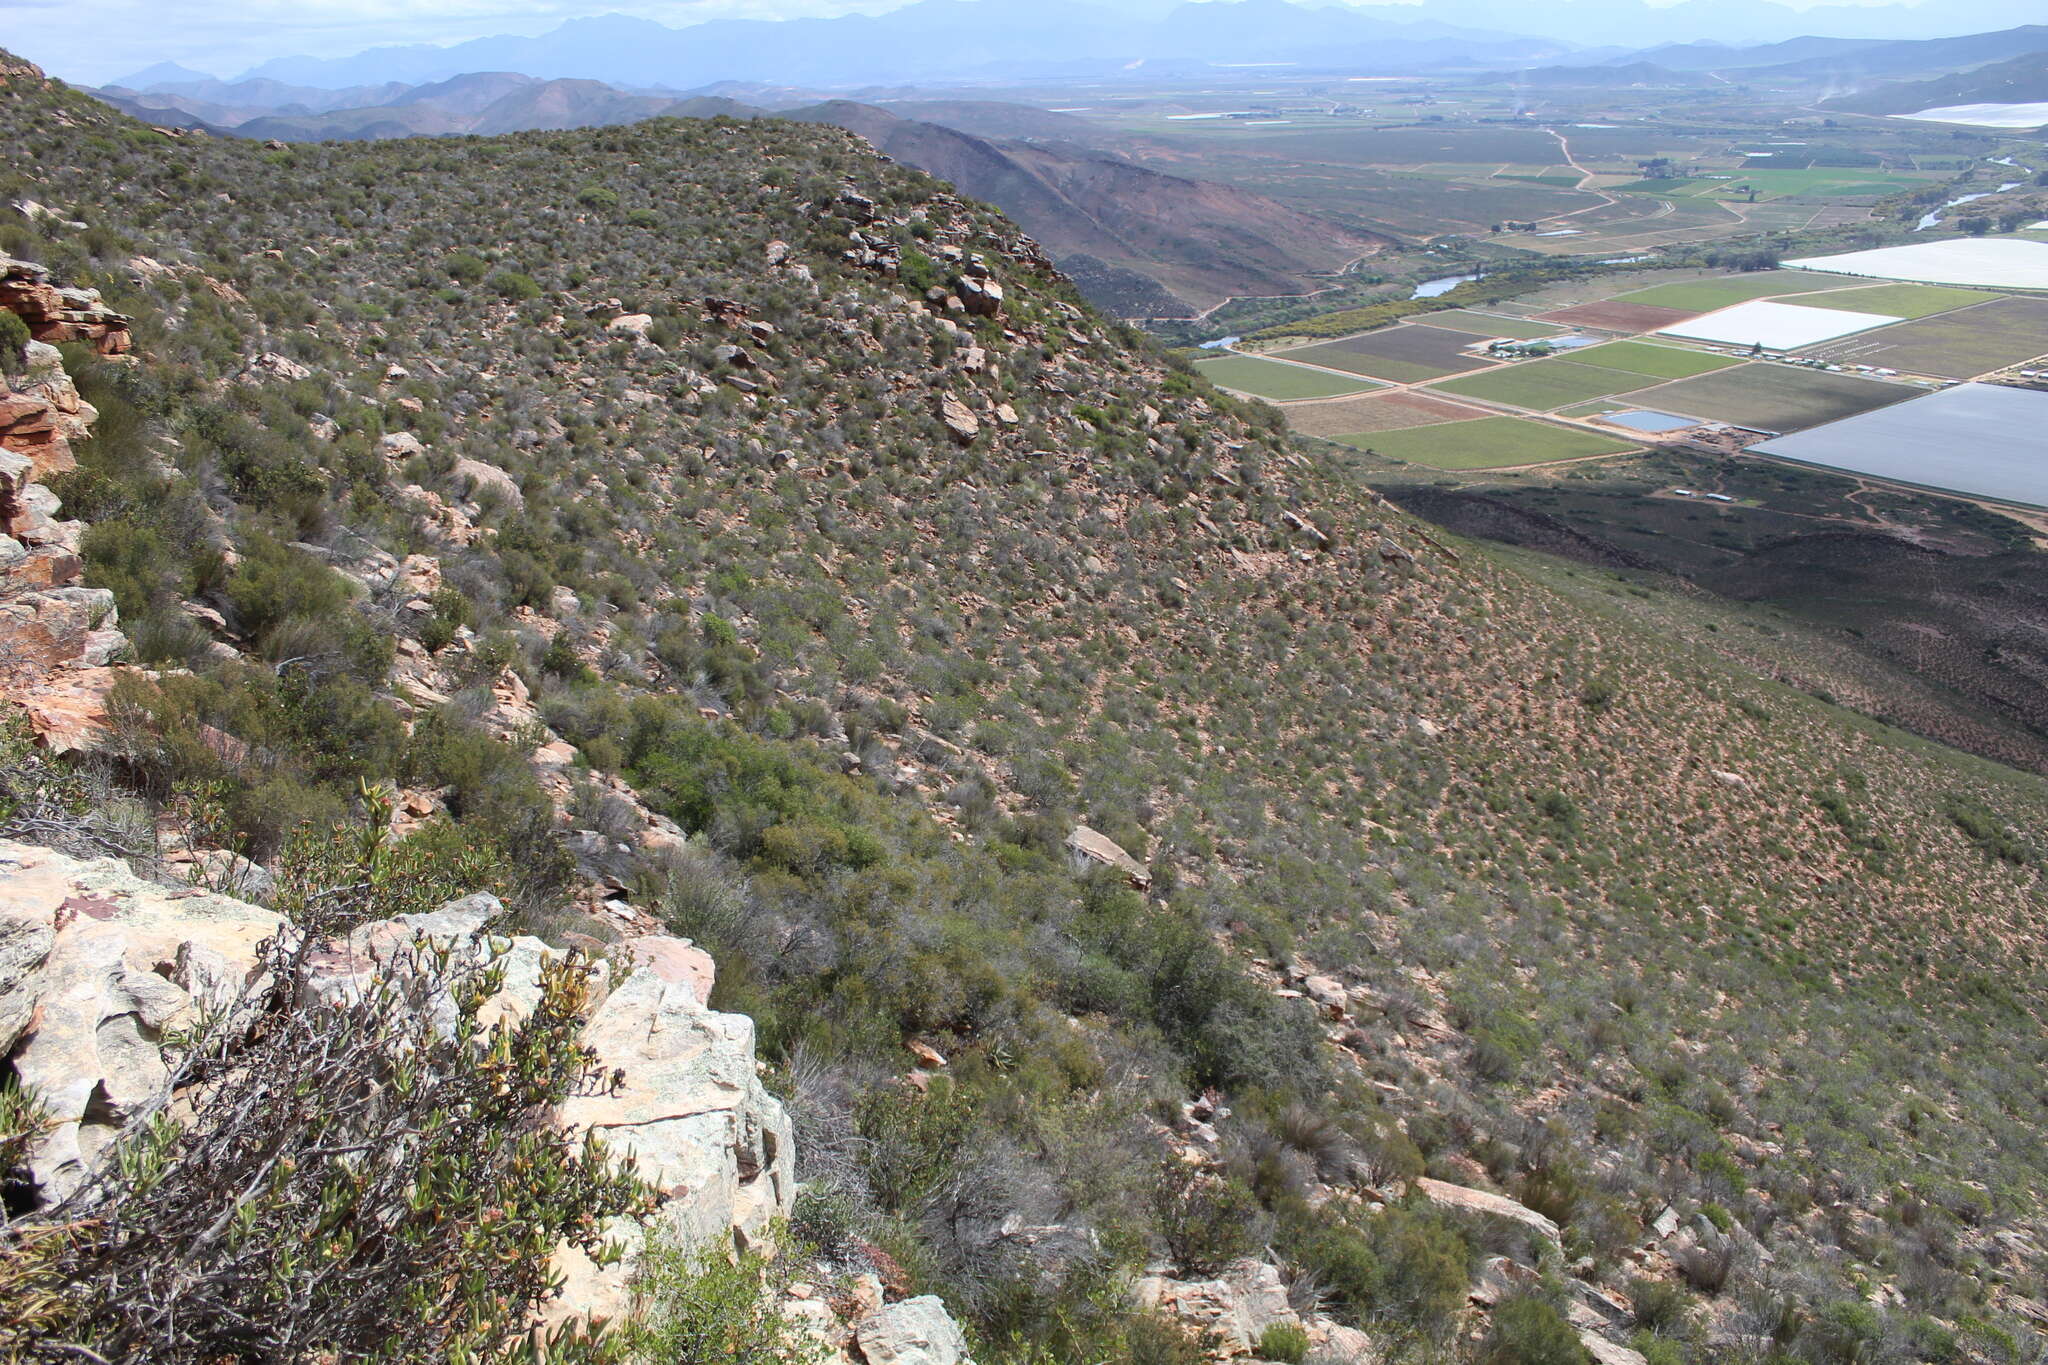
1479,1294,1592,1365
487,269,542,301
441,249,487,283
1801,1300,1884,1363
221,534,351,641
627,1235,822,1363
0,308,28,373
5,926,646,1362
1367,1206,1470,1333
1255,1321,1310,1363
1153,1160,1263,1277
1942,795,2034,867
1628,1276,1693,1336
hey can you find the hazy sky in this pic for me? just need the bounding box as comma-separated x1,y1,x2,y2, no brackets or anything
0,0,2009,85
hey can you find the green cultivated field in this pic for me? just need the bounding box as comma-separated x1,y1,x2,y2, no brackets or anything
1573,340,1745,379
1613,271,1853,311
1796,295,2048,379
1336,414,1639,468
1631,362,1919,432
1797,283,2002,319
1193,354,1382,400
1429,359,1652,410
1616,168,1932,201
1421,310,1566,339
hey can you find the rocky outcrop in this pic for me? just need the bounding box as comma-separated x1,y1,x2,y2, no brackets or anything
550,951,793,1322
1064,824,1150,889
854,1296,974,1365
1415,1177,1561,1248
0,839,791,1328
1137,1260,1298,1357
0,270,128,749
1137,1258,1373,1362
0,839,285,1204
0,256,131,356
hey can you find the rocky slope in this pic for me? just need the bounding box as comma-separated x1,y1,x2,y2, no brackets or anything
2,48,2046,1365
0,257,127,750
81,78,1384,317
787,101,1387,315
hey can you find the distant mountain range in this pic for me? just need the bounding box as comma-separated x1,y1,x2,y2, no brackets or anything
1607,24,2048,83
100,0,2048,94
1485,61,1713,89
148,2,1569,93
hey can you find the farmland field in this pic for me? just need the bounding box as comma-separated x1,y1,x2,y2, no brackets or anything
1796,283,2001,319
1333,415,1639,468
1795,296,2048,378
1752,383,2048,508
1628,362,1920,432
1428,359,1654,410
1278,324,1495,383
1658,300,1902,350
1614,168,1933,201
1611,271,1855,311
1193,354,1383,400
1569,340,1744,379
1420,310,1566,339
1537,301,1700,332
1284,390,1487,439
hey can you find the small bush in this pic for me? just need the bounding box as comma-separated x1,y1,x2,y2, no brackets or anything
628,1234,822,1363
1153,1161,1263,1278
1479,1293,1592,1365
1256,1321,1310,1363
0,308,28,373
487,269,542,302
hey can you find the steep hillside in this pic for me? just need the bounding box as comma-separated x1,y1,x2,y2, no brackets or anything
1751,22,2048,81
4,51,2048,1365
793,101,1385,316
1828,50,2048,115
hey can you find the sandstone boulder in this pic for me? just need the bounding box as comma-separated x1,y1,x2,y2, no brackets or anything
854,1296,973,1365
1580,1334,1648,1365
1064,824,1150,890
550,963,794,1321
0,839,284,1204
1135,1259,1298,1356
452,456,524,510
935,394,979,444
1415,1177,1561,1249
242,351,312,383
618,933,716,1006
955,276,1002,318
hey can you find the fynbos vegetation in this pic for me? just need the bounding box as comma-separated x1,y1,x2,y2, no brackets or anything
0,46,2043,1365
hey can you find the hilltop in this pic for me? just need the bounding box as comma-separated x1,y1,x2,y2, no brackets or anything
2,48,2047,1365
83,77,1383,318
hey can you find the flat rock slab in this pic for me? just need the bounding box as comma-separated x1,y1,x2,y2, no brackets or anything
1415,1177,1562,1244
